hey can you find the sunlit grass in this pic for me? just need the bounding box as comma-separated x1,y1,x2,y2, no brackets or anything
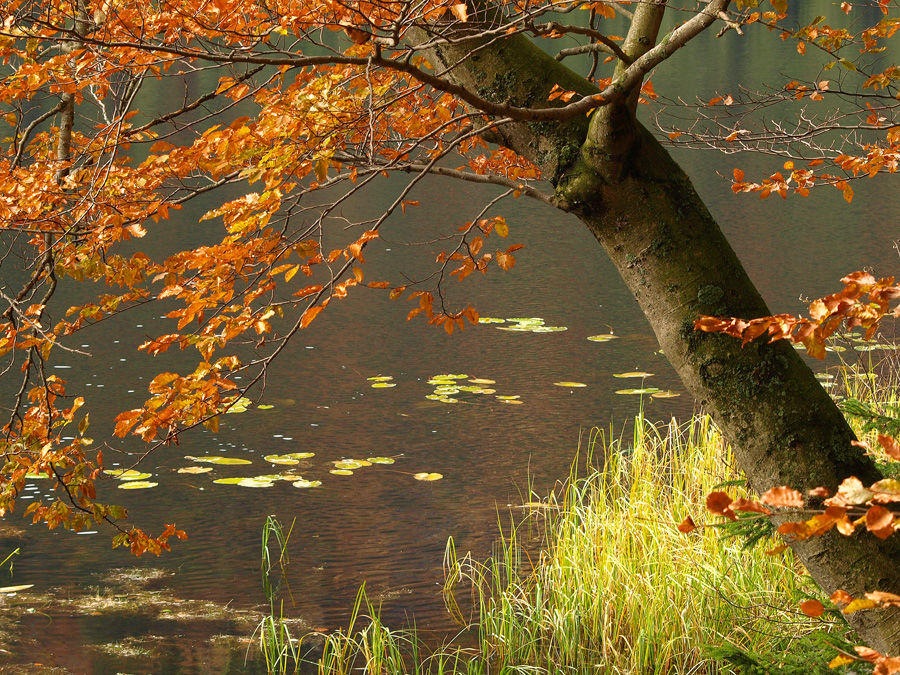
308,413,833,674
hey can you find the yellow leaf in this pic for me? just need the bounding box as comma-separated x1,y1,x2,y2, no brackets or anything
828,655,855,668
843,598,878,613
314,157,329,182
494,217,509,238
285,265,299,282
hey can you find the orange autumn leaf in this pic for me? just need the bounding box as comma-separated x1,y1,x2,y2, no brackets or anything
677,516,696,533
799,599,825,617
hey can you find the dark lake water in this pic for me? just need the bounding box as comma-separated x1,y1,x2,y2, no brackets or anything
1,3,898,671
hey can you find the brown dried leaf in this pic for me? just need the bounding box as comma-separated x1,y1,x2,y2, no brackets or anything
677,516,696,533
800,599,825,617
865,505,895,539
878,434,900,460
760,486,804,507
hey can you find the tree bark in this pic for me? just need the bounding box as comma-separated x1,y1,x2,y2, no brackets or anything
411,19,900,654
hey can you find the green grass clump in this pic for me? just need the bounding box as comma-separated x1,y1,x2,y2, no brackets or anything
309,413,836,674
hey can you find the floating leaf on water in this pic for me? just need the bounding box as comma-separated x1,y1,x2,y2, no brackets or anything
480,388,497,395
432,374,468,380
457,385,484,393
225,397,252,414
613,372,654,378
334,459,371,470
118,472,153,481
212,477,246,485
366,376,394,381
427,379,455,385
814,373,835,380
615,388,662,395
507,318,543,324
478,317,505,324
103,469,126,477
0,584,34,593
496,326,534,332
501,399,524,405
264,454,300,465
587,334,618,342
651,391,681,399
438,397,459,404
292,479,323,488
286,452,315,460
530,326,567,332
237,478,274,488
825,346,846,353
414,472,443,481
853,345,880,352
177,466,213,474
367,457,395,464
257,404,274,410
425,394,442,400
495,395,520,400
188,456,252,465
118,481,158,490
330,469,354,476
255,474,287,481
371,383,397,388
468,378,495,385
553,381,587,387
433,386,460,395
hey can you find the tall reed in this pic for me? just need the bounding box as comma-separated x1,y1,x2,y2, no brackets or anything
313,413,831,674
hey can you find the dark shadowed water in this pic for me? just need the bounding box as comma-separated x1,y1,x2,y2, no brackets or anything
1,3,898,671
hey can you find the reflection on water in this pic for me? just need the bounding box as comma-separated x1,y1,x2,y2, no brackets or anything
2,5,899,671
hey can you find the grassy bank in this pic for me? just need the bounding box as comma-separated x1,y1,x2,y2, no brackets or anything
264,411,847,674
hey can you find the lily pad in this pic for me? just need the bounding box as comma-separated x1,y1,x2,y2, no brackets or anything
432,374,468,380
478,317,506,324
286,452,315,459
105,469,151,481
237,478,274,488
177,466,213,474
119,472,153,481
650,391,681,399
495,395,520,400
587,334,618,342
530,326,568,332
371,382,397,388
433,386,460,395
468,378,495,385
615,387,663,395
330,469,354,476
414,472,443,481
367,457,395,464
334,459,371,470
257,404,274,410
613,372,654,378
185,455,252,465
553,381,587,387
118,481,158,490
212,477,246,485
437,397,459,404
264,454,300,465
500,399,524,405
0,584,34,593
292,479,323,488
367,376,394,381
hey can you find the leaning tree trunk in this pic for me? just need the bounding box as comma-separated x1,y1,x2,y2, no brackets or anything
411,14,900,654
